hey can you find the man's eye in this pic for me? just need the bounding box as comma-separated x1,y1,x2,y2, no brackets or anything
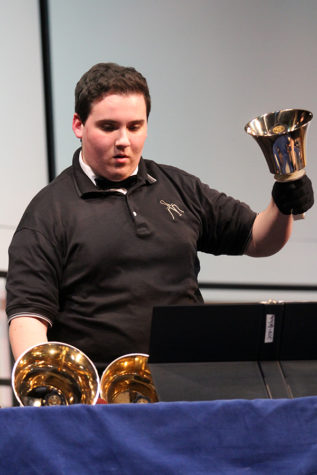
129,124,141,131
100,124,116,132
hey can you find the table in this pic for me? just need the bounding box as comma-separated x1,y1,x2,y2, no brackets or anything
1,397,317,474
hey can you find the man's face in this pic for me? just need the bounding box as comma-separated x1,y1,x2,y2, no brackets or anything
72,93,148,181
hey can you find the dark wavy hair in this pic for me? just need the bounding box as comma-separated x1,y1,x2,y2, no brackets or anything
74,62,151,123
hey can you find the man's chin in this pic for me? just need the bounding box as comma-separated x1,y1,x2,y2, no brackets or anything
106,169,133,182
107,162,138,181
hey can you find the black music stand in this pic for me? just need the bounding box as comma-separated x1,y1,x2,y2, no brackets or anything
148,302,285,401
278,302,317,398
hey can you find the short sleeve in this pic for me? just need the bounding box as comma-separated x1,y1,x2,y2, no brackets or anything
196,181,257,255
6,227,63,324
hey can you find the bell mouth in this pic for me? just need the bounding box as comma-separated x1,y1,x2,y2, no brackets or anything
12,341,100,406
245,109,313,137
100,353,159,404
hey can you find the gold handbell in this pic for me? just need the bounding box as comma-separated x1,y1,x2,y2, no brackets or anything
100,353,159,404
12,342,100,406
245,108,313,182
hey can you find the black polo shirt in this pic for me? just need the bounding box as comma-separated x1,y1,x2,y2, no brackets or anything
6,149,256,371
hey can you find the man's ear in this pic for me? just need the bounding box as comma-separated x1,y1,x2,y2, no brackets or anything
72,113,84,138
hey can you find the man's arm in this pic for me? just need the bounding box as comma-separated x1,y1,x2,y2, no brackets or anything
246,198,292,257
9,317,48,360
246,174,314,257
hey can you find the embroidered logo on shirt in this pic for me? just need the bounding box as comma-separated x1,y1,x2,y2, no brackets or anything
160,200,184,220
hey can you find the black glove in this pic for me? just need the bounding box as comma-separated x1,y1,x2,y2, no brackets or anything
272,174,314,215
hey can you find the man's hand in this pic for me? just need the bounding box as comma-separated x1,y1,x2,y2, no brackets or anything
272,174,314,215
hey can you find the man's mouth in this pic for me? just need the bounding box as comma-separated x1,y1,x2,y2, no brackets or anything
114,154,128,159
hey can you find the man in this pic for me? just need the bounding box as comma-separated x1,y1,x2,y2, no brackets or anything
6,63,314,373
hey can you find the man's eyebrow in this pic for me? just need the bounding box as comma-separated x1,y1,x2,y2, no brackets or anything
128,119,146,127
95,119,145,125
96,119,119,125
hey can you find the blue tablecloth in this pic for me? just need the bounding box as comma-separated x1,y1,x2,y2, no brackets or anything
1,398,317,474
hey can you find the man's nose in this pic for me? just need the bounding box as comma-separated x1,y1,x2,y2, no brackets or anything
115,128,130,147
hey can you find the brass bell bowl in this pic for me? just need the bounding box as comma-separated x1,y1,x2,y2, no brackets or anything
100,353,159,404
245,108,313,178
12,342,100,406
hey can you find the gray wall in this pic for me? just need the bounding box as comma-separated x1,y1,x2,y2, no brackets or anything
48,0,317,301
0,0,48,271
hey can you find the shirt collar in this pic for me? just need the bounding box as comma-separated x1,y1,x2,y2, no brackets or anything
79,151,139,186
72,148,156,197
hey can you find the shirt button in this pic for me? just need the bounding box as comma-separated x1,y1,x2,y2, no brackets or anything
133,211,137,217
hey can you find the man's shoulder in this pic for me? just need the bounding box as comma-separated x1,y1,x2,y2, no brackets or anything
32,147,82,203
15,165,75,232
29,165,74,204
